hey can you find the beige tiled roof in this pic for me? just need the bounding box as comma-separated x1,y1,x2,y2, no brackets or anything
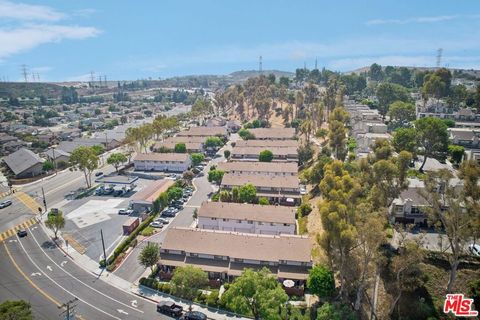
249,128,295,139
165,136,207,143
235,139,298,148
177,126,227,137
231,146,298,156
221,173,299,189
217,161,298,173
134,153,190,162
131,179,175,202
162,227,312,263
153,141,203,151
198,202,296,224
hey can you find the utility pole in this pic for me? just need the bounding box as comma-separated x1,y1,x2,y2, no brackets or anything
59,297,78,320
100,229,107,264
41,187,47,212
21,64,28,82
436,48,443,68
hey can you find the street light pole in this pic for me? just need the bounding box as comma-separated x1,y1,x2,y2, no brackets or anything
100,229,107,266
41,187,47,213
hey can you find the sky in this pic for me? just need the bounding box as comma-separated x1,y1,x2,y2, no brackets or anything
0,0,480,82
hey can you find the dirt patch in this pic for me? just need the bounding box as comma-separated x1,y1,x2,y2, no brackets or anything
306,196,327,264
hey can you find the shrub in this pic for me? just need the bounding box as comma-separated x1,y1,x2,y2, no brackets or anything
297,203,312,217
141,226,155,237
206,289,219,306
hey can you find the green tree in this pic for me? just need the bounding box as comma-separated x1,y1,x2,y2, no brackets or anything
223,150,231,159
388,101,415,127
69,146,99,188
393,127,418,155
258,197,269,205
205,137,223,148
167,187,183,202
376,83,410,117
42,160,54,172
239,184,257,203
369,63,383,81
174,143,187,153
415,117,449,172
316,302,355,320
171,265,208,300
307,265,335,299
208,170,225,185
190,153,205,166
0,300,32,320
138,242,159,273
107,153,127,172
222,268,288,320
448,145,465,165
259,150,273,162
45,210,65,239
91,144,105,155
219,190,231,202
238,128,255,140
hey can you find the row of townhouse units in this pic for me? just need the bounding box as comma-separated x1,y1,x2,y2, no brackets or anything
217,161,298,176
220,173,301,205
197,202,296,235
247,128,296,140
176,126,228,138
231,138,299,162
448,128,480,149
153,136,206,153
133,153,191,172
158,227,312,292
416,99,480,122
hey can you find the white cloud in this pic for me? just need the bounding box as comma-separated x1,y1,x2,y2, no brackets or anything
0,24,101,60
366,15,458,25
0,0,66,21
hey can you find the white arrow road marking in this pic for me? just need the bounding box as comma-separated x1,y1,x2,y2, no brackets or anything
9,239,17,243
131,300,137,308
31,226,38,230
117,309,128,315
60,260,67,267
31,272,41,277
46,265,53,271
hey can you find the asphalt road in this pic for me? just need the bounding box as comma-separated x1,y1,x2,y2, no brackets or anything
1,223,167,320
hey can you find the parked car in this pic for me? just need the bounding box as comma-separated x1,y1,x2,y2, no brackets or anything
182,311,207,320
17,229,27,237
118,209,133,215
0,200,12,209
103,187,114,195
192,167,200,174
299,185,307,195
205,156,212,161
468,243,480,257
113,189,124,197
150,221,163,228
155,218,169,224
195,165,204,171
197,172,204,177
156,301,183,317
95,187,104,195
95,171,104,177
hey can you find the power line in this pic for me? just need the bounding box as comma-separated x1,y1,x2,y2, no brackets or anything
58,297,78,320
20,64,28,82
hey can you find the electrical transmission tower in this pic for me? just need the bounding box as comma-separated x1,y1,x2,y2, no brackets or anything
436,48,443,68
259,56,263,74
20,64,28,82
59,297,78,320
315,58,318,70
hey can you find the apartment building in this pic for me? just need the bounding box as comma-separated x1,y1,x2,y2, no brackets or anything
217,161,297,176
197,202,296,235
159,227,312,287
249,128,296,140
221,173,300,205
176,126,227,138
231,146,298,162
133,153,191,172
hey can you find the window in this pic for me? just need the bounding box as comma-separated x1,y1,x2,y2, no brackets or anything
283,223,288,226
395,205,403,213
189,253,198,257
259,222,263,225
222,218,227,222
212,218,217,220
235,258,243,262
270,223,274,226
247,220,253,224
237,220,242,223
214,255,224,260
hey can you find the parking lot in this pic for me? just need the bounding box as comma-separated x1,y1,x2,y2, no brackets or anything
58,177,162,261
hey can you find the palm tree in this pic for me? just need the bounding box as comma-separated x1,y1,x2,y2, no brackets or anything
300,118,314,145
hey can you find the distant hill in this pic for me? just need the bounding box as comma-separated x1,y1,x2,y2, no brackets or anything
228,70,294,82
0,82,64,99
347,66,480,77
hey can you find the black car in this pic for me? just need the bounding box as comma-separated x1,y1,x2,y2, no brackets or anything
113,189,124,197
17,229,27,237
182,311,207,320
157,301,183,317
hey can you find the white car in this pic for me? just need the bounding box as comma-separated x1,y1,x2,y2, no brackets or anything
150,221,163,228
468,243,480,257
0,200,12,208
299,185,307,195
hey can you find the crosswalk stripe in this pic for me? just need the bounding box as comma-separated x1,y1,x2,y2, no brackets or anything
0,218,38,242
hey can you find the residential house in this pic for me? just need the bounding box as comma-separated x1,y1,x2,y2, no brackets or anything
129,179,175,212
177,126,228,138
448,128,480,149
220,173,300,205
226,120,242,133
249,128,296,140
159,227,312,288
234,139,298,148
231,146,298,162
133,153,191,172
197,202,296,235
3,148,44,178
217,161,298,176
153,136,205,153
44,148,70,165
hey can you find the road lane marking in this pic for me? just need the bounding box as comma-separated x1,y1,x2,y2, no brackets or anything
15,233,122,320
46,265,53,272
28,226,144,314
0,218,37,242
31,272,42,277
3,242,62,307
61,260,68,267
117,309,128,315
13,192,42,214
131,300,137,307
